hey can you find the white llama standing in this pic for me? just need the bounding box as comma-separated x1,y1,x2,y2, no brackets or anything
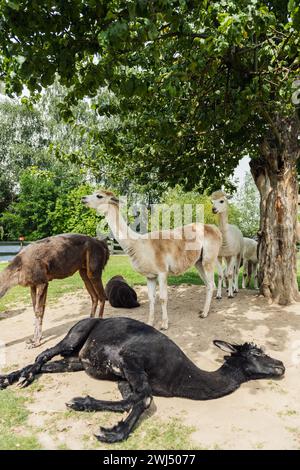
210,190,244,298
82,190,222,329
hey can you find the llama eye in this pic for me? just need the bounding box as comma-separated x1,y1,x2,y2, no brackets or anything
251,351,261,357
220,200,224,203
96,195,103,199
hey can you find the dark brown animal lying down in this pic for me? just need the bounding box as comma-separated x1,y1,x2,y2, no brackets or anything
0,234,109,347
105,275,140,308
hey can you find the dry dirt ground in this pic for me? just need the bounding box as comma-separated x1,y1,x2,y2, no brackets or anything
1,285,300,450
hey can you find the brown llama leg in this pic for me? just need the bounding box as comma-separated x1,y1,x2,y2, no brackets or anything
28,283,48,348
86,246,106,318
89,278,106,317
30,286,37,310
79,269,98,317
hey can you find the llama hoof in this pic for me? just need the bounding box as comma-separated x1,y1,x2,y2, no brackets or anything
17,373,34,388
160,323,168,331
228,294,234,299
95,422,127,443
66,396,93,412
26,339,41,349
199,311,208,319
0,376,10,390
216,295,222,300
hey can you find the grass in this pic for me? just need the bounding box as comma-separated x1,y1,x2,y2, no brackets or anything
0,255,205,313
0,389,200,450
0,390,41,450
0,254,270,314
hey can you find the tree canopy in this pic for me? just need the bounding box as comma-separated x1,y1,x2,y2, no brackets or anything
0,0,299,303
0,0,299,190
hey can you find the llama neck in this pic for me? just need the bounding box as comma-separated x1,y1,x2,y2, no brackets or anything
105,204,140,251
217,211,231,247
173,361,245,400
0,265,19,298
218,211,229,234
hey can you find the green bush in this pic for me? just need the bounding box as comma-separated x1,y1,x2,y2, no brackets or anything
50,184,102,236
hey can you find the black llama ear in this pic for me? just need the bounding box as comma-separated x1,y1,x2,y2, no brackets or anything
213,340,238,354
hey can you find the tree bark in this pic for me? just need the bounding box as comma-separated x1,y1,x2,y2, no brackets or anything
250,114,299,304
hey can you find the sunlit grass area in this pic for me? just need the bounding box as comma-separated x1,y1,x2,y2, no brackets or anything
0,390,41,450
1,255,300,313
0,255,203,313
0,387,200,450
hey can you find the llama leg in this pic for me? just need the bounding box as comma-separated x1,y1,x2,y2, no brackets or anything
79,269,98,317
68,385,152,444
216,257,224,299
67,365,151,415
28,283,48,348
96,363,152,443
222,261,228,288
118,381,132,400
195,260,208,312
88,276,106,318
86,247,106,317
197,263,215,318
158,272,168,330
227,257,236,298
242,260,248,289
96,397,152,443
147,277,157,327
30,286,37,310
0,318,98,389
233,255,241,293
40,357,84,373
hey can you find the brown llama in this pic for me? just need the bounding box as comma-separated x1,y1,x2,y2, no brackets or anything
0,234,109,347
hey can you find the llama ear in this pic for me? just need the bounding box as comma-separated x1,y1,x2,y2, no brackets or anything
213,340,238,353
111,196,119,204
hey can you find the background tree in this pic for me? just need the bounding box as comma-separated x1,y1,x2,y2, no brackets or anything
50,184,102,237
233,172,260,238
0,1,299,303
0,166,87,240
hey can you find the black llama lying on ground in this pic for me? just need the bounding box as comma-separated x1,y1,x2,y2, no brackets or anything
105,275,140,308
0,317,285,443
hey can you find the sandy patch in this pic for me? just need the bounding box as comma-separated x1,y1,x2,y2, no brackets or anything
0,285,300,450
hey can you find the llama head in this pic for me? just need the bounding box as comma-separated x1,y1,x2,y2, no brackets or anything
81,189,119,214
214,340,285,380
210,190,232,214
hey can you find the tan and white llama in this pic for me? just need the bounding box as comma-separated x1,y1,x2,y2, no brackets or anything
210,190,244,298
242,237,258,289
82,190,222,330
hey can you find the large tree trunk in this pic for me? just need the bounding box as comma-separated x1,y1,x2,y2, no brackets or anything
250,114,299,304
